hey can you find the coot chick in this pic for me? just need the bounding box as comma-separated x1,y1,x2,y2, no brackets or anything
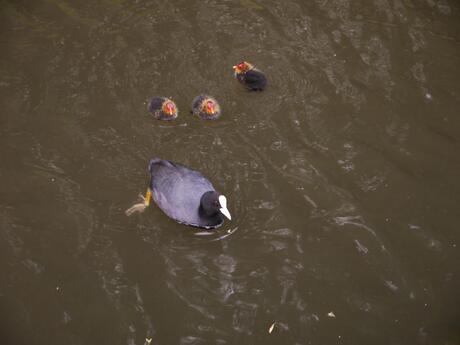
125,158,231,229
191,95,221,120
233,61,267,91
148,97,178,120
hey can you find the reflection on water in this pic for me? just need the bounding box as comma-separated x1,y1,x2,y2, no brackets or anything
1,0,459,344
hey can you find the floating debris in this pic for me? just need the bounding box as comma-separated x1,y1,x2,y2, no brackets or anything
327,311,336,318
63,311,71,324
354,239,369,255
385,280,399,292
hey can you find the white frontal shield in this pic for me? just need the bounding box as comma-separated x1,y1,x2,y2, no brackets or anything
218,195,231,220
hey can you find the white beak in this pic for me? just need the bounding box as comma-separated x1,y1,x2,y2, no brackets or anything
220,207,231,220
219,195,231,220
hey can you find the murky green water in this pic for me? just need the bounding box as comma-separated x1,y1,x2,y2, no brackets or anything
1,1,459,344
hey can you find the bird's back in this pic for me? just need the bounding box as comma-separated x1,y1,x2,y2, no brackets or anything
149,159,218,227
238,69,267,90
192,95,207,113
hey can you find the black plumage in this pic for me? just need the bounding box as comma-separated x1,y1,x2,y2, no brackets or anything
148,97,178,120
191,95,221,120
233,62,267,91
126,158,231,229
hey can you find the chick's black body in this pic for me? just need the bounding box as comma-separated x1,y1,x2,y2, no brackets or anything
192,95,207,112
191,94,221,120
148,158,224,229
148,97,178,120
236,69,267,91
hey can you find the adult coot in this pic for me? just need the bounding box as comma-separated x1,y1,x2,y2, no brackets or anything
191,95,221,120
148,97,178,120
233,61,267,91
126,158,231,229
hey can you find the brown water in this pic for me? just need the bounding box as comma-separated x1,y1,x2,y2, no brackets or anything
1,1,460,344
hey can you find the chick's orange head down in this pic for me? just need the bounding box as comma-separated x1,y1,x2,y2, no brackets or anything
163,101,176,116
233,61,251,74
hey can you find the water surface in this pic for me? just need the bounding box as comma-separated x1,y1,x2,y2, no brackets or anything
1,1,459,344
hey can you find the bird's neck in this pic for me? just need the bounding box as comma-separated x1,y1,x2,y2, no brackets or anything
199,203,217,218
199,207,223,225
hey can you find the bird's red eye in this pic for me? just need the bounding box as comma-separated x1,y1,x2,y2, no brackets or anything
238,62,246,69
